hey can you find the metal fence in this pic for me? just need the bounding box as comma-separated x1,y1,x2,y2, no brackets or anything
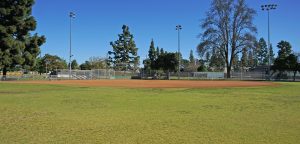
139,70,225,80
270,71,300,81
1,69,299,81
0,74,48,81
231,71,267,80
139,70,300,81
231,71,300,81
55,69,115,80
52,69,139,80
168,72,225,80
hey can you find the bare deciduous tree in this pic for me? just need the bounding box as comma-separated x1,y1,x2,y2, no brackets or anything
197,0,257,78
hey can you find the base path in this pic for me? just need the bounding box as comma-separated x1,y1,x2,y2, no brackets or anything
14,80,277,88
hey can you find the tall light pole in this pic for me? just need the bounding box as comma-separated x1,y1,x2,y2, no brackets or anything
69,12,75,79
176,25,182,80
261,4,277,80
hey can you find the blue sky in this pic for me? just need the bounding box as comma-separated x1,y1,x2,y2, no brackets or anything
32,0,300,64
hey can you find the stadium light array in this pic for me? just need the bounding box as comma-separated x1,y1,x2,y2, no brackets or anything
69,12,75,79
176,25,182,80
261,4,277,80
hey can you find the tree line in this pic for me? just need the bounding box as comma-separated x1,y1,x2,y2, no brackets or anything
197,0,299,79
272,41,300,81
1,0,299,80
34,55,108,74
197,37,276,72
0,0,45,79
143,39,178,74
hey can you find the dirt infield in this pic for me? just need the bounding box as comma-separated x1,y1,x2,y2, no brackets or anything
13,80,277,88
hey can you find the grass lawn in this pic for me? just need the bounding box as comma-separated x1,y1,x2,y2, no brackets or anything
0,82,299,144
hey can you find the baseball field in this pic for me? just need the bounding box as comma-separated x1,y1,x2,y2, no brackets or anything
0,80,299,144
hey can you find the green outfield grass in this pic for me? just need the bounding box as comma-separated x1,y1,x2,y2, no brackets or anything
0,82,299,144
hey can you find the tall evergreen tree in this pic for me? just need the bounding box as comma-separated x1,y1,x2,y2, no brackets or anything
156,47,160,59
108,25,139,71
160,48,165,56
272,41,298,80
80,61,92,70
209,49,225,71
70,60,79,70
142,58,151,71
269,44,275,65
286,54,299,81
277,41,292,59
256,38,268,66
205,53,210,64
148,39,156,69
241,48,248,69
248,50,254,68
0,0,46,79
252,46,259,67
133,56,140,72
156,52,178,76
33,57,43,74
232,55,240,71
189,50,195,64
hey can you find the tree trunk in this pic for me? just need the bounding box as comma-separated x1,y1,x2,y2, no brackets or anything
293,71,297,82
2,66,7,81
226,66,231,78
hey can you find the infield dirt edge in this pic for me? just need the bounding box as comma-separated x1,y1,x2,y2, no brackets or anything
8,80,279,89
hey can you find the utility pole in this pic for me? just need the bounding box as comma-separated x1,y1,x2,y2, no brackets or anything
261,4,277,80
